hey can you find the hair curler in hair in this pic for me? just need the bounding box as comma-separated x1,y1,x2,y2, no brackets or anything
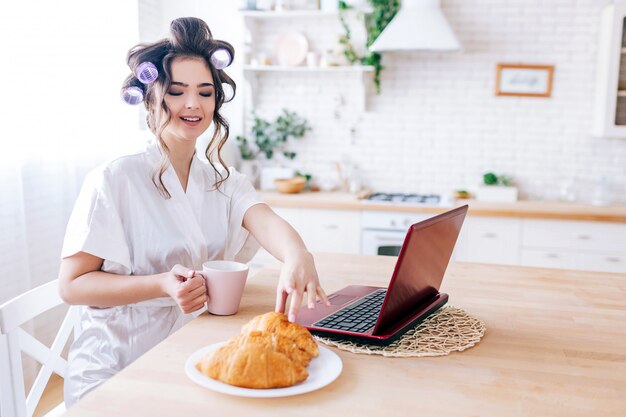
211,48,232,70
122,86,144,105
222,82,234,102
136,62,159,84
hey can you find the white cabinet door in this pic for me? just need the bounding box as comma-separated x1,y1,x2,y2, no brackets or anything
299,209,361,254
520,249,577,270
271,207,361,254
454,217,521,265
593,3,626,138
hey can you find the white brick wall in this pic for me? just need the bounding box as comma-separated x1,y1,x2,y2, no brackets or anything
239,0,626,203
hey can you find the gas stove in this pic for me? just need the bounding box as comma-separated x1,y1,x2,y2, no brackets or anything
362,192,452,207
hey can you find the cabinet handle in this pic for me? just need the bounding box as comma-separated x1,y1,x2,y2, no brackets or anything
373,235,402,242
545,253,560,259
606,257,621,263
323,224,339,230
576,234,591,240
482,233,498,238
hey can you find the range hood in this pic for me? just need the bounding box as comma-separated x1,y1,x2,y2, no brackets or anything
369,0,461,52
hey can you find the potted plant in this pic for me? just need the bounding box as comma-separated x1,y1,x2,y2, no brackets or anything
236,109,311,189
236,109,310,161
475,172,518,202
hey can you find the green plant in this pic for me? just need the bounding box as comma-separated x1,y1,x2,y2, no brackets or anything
295,170,313,189
483,172,514,186
236,109,311,160
338,0,400,93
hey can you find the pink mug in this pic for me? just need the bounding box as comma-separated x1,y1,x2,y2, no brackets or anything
197,260,249,315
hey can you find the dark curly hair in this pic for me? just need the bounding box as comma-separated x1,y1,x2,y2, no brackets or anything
121,17,236,198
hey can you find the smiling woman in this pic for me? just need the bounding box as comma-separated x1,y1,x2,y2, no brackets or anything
54,15,328,408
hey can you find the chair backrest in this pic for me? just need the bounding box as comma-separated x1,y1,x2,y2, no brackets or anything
0,280,78,417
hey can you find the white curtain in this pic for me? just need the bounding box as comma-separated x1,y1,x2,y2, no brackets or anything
0,0,147,304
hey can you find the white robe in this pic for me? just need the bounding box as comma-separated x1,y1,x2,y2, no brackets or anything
61,141,263,406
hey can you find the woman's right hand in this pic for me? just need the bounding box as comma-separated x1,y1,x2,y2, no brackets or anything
160,264,207,314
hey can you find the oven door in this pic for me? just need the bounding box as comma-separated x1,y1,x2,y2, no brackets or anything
361,229,407,256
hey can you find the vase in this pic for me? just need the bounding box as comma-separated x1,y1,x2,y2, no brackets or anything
238,160,261,188
475,185,518,202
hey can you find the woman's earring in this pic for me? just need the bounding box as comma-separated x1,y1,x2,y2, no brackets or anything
211,48,232,70
136,62,159,84
122,86,144,105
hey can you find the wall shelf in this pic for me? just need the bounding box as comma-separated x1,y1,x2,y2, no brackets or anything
243,65,374,73
242,65,373,112
241,10,373,112
240,10,340,19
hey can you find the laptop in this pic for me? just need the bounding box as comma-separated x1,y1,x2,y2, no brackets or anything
296,204,468,345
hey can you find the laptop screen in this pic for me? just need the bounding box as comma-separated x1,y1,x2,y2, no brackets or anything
374,206,468,333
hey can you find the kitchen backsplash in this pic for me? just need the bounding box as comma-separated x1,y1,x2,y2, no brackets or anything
151,0,626,203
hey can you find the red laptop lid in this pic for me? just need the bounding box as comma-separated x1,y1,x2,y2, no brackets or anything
372,205,468,335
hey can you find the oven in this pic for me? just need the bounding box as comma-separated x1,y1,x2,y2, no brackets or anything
361,211,435,256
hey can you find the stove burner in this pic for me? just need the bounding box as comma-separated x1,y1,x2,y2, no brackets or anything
366,192,442,205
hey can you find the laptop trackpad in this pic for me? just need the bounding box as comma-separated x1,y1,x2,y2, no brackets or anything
328,294,357,306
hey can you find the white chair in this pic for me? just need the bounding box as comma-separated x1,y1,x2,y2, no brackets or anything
0,280,78,417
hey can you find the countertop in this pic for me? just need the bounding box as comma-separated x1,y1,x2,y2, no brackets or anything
63,253,626,417
260,191,626,222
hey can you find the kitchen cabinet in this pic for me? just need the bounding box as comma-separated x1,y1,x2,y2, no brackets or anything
521,219,626,273
240,10,374,111
249,206,361,274
272,207,361,254
451,217,626,273
593,2,626,138
454,217,522,265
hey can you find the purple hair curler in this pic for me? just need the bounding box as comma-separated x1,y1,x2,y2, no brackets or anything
222,82,234,102
136,62,159,84
211,48,232,70
122,86,144,105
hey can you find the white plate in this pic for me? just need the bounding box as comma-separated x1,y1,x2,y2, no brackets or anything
274,31,309,66
185,342,342,398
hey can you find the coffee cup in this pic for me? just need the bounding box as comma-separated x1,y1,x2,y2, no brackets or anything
197,260,249,315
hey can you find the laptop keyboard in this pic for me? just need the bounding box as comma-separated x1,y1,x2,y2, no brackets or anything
314,289,387,333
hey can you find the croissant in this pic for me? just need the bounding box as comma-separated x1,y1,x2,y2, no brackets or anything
196,331,308,389
232,330,312,367
242,312,319,359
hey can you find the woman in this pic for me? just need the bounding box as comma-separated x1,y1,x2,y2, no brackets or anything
58,16,328,406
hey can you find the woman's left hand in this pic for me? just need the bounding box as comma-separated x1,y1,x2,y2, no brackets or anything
275,250,329,322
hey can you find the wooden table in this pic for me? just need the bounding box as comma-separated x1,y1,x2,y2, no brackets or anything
63,253,626,417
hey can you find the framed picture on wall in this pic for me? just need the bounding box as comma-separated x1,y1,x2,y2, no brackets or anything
495,64,554,98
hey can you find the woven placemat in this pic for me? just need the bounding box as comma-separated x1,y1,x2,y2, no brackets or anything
314,306,486,357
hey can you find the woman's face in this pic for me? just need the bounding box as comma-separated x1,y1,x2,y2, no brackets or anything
161,57,216,144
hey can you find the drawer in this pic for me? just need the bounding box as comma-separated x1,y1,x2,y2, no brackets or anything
520,249,578,270
521,249,626,273
577,252,626,274
522,219,626,252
